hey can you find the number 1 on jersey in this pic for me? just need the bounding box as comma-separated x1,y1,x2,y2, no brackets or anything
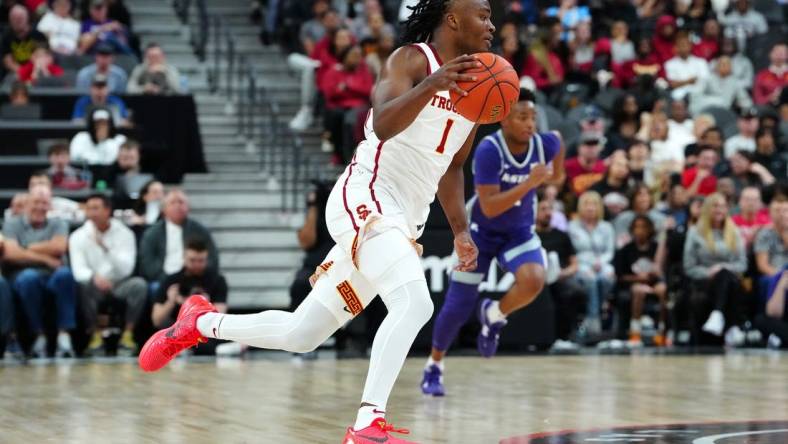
435,118,455,154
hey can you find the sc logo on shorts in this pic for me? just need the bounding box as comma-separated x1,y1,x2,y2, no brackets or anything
356,204,371,221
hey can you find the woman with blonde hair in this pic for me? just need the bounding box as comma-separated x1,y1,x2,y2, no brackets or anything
569,191,617,334
683,193,747,341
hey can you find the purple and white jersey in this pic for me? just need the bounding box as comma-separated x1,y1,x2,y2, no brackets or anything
469,130,561,234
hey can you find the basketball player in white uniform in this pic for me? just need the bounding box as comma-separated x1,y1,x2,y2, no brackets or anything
138,1,495,442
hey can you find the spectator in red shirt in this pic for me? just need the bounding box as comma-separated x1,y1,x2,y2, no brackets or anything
17,44,63,85
565,131,606,195
753,43,787,106
682,146,718,197
692,17,721,61
652,15,677,64
322,44,373,165
522,17,565,94
311,27,354,99
732,185,771,248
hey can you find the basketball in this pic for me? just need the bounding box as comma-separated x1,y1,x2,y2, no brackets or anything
449,53,520,124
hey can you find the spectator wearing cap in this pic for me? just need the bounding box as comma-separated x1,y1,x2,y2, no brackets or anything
720,0,767,47
75,42,128,93
78,0,132,55
724,107,759,158
1,4,47,74
46,142,88,190
70,107,127,166
72,73,129,126
565,130,606,196
664,31,709,101
16,44,63,85
682,145,719,197
691,55,753,114
36,0,80,56
578,105,606,142
753,43,787,106
127,43,182,95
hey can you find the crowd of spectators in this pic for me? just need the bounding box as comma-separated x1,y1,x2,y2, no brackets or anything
0,1,216,360
0,160,225,358
0,0,184,94
275,0,786,349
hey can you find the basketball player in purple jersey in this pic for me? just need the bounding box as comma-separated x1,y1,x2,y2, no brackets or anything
421,89,565,396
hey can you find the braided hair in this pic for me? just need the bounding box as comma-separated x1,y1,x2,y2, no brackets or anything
400,0,451,44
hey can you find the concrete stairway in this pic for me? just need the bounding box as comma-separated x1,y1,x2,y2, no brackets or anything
128,0,332,309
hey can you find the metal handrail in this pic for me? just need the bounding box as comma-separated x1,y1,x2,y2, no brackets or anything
175,0,315,213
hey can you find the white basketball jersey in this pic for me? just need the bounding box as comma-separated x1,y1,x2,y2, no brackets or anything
353,42,476,227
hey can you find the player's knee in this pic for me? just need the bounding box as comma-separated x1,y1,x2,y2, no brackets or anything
514,265,545,301
387,279,433,326
287,330,324,353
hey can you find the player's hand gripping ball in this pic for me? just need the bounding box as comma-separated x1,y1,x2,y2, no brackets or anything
449,53,520,124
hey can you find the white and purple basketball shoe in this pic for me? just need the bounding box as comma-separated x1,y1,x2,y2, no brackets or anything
420,364,445,396
477,298,507,358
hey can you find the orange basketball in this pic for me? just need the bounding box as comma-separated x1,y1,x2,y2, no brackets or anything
449,53,520,124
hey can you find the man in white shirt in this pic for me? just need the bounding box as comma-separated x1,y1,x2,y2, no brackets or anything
70,193,147,352
665,32,710,100
724,107,760,158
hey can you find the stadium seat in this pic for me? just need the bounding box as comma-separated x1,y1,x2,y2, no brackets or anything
542,104,564,130
593,88,625,115
700,106,738,139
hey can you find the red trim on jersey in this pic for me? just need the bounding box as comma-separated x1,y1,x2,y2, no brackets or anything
342,159,360,232
409,44,432,75
427,43,443,65
369,141,384,214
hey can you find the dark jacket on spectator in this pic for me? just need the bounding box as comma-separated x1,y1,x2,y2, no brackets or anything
138,218,219,282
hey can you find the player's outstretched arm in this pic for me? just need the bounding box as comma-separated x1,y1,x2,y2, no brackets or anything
437,125,479,272
372,48,479,140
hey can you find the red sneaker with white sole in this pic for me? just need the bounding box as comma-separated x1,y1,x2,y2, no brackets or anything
138,295,217,372
342,418,417,443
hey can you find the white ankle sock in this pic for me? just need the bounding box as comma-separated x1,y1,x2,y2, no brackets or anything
426,356,444,370
196,312,224,338
629,319,641,333
486,300,506,323
354,405,385,431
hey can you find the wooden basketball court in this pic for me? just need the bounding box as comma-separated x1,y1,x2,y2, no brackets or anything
1,352,787,443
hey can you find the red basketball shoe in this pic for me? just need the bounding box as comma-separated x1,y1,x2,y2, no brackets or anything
342,418,417,443
138,295,217,372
